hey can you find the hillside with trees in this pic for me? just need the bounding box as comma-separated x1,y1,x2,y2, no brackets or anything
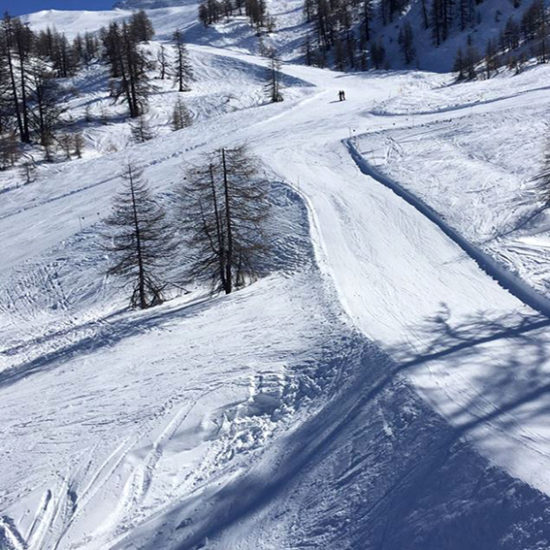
3,0,550,548
0,10,194,169
300,0,550,74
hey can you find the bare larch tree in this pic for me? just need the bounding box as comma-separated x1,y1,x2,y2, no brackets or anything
157,44,168,80
265,48,283,103
172,96,192,131
173,30,193,92
104,163,174,308
182,146,270,294
535,136,550,208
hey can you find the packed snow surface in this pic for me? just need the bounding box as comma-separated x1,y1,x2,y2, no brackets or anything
2,1,550,548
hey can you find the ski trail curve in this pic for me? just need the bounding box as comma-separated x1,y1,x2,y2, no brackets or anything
346,138,550,318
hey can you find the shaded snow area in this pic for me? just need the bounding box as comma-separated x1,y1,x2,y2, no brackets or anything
2,1,550,549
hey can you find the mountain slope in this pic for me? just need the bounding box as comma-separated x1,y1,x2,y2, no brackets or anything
2,3,550,549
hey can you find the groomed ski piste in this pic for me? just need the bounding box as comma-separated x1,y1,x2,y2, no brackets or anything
2,1,550,548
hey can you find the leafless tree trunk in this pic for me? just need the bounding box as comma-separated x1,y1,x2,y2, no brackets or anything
181,146,270,294
173,30,193,93
536,137,550,207
157,44,168,80
104,163,175,308
265,48,283,103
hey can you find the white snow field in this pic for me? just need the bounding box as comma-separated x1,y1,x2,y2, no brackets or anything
2,1,550,549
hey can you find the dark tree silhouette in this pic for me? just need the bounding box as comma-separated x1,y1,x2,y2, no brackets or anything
535,137,550,207
103,21,153,118
173,30,193,92
104,163,174,308
265,48,283,103
182,146,270,294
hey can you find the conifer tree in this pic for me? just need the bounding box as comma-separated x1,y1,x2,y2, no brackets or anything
182,146,270,294
1,14,33,143
265,48,283,102
131,114,155,142
157,44,168,80
453,47,465,80
104,163,174,308
0,131,19,169
171,96,192,130
173,30,193,92
129,10,155,43
484,38,498,78
398,21,416,65
464,44,480,80
73,131,84,158
29,64,65,149
105,21,153,118
362,0,373,41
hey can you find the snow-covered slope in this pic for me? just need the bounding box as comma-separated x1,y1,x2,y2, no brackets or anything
23,3,200,40
2,3,550,549
25,0,550,71
355,63,550,298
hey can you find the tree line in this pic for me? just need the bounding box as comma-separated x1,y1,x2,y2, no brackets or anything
454,0,550,80
1,13,71,164
198,0,275,32
102,17,193,118
0,10,194,170
104,146,271,308
301,0,550,75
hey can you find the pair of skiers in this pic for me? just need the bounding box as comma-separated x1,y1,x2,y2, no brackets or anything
338,90,346,101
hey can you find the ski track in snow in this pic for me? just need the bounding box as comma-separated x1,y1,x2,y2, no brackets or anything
2,1,550,548
346,138,550,318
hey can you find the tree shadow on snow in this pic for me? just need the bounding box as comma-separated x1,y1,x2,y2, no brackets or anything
0,182,312,390
139,307,550,550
